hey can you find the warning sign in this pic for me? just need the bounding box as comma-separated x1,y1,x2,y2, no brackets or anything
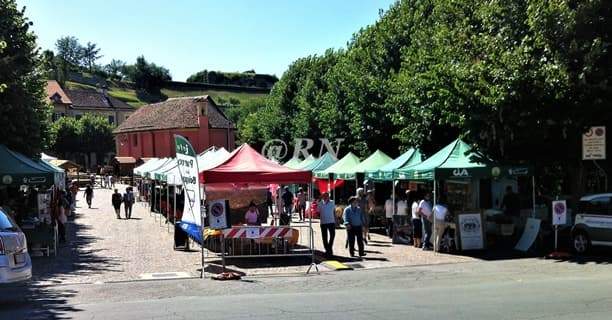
583,126,606,160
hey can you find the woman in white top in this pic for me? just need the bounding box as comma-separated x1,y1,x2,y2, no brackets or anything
433,195,449,252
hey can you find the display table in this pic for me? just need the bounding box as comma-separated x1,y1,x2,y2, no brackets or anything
22,223,57,256
203,226,301,256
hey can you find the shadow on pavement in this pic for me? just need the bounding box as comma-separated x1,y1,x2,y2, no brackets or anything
0,284,82,320
30,212,123,284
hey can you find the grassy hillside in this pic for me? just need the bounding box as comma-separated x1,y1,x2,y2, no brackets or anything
64,80,268,108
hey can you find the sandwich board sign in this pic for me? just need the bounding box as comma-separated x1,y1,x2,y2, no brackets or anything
583,126,606,160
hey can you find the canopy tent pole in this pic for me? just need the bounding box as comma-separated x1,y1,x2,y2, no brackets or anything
201,185,206,279
166,182,170,232
532,176,536,218
306,181,318,274
392,180,396,216
433,179,437,253
173,184,177,234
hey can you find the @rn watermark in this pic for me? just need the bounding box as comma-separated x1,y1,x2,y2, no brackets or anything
262,138,344,162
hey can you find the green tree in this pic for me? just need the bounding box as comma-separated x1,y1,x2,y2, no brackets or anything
55,35,83,67
0,0,52,156
50,116,82,156
50,114,114,162
104,59,126,81
124,56,171,91
81,41,102,72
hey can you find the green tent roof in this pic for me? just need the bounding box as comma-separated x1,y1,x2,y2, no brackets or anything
346,150,393,180
395,139,532,180
314,152,361,179
0,145,55,186
283,157,303,169
295,154,317,169
300,153,337,171
366,148,422,181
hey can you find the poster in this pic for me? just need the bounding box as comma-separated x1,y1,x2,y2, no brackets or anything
174,135,201,228
208,199,228,229
583,126,606,160
246,227,260,239
552,200,567,226
458,213,484,250
37,192,51,223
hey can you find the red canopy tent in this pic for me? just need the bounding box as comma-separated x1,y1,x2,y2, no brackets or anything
199,144,312,184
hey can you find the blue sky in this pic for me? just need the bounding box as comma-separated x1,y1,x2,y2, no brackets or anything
18,0,396,81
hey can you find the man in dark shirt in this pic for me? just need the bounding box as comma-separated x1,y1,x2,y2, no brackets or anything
502,186,521,216
281,186,294,225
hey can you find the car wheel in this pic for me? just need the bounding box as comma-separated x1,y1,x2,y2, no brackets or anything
572,232,590,254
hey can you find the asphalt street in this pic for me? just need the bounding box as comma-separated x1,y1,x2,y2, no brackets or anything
3,257,612,320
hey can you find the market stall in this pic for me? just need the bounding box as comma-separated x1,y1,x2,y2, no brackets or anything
395,139,534,251
313,152,361,196
0,145,59,256
192,144,313,266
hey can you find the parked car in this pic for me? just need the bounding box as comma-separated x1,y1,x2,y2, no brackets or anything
0,208,32,283
571,193,612,254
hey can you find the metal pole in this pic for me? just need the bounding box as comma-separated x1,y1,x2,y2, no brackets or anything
166,182,170,227
307,181,319,274
201,185,206,279
159,183,163,226
392,180,396,216
532,176,536,218
433,179,437,252
221,232,226,273
173,184,177,234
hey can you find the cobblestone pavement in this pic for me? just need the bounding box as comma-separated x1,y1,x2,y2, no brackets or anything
30,185,475,284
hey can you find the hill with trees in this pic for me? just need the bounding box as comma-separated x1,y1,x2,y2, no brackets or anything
186,69,278,89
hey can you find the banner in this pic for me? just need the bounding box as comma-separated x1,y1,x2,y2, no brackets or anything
174,135,201,227
583,126,606,160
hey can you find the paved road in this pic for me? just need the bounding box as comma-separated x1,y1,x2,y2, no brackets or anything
3,258,612,319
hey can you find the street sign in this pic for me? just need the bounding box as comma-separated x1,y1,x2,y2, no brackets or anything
583,126,606,160
208,199,228,229
552,200,567,226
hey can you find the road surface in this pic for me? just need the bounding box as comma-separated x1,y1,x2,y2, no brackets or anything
3,258,612,319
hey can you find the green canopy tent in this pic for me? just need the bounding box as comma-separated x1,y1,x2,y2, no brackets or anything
301,152,337,171
366,148,422,181
364,148,422,216
295,154,318,170
313,152,361,180
283,157,303,169
0,144,55,187
313,152,361,200
395,139,534,251
351,150,393,181
39,159,66,189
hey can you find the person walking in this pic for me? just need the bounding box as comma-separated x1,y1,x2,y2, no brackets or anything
123,187,135,219
281,186,294,225
112,189,123,219
433,194,449,252
296,187,306,222
84,184,94,209
343,196,366,258
411,192,422,248
110,175,116,188
418,192,433,250
318,192,336,258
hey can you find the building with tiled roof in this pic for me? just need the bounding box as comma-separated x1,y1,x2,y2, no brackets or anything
45,80,135,125
113,96,235,161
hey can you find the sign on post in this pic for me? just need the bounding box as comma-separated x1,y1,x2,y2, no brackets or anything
583,126,606,160
552,200,567,226
208,199,228,229
174,135,202,228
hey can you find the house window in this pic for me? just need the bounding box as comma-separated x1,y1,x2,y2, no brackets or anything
108,115,115,124
132,134,138,147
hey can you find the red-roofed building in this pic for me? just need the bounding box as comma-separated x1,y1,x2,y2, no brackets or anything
113,96,235,161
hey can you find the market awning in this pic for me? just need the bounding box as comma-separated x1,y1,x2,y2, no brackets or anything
133,158,161,176
348,150,393,180
200,144,312,184
48,159,81,172
313,152,361,180
366,148,422,181
0,144,55,186
295,154,317,169
300,152,337,171
283,157,303,169
395,139,532,180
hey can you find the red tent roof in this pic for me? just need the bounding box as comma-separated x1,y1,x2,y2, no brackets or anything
200,144,312,184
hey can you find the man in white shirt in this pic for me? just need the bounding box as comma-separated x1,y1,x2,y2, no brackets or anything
418,192,433,250
411,193,422,248
384,197,394,238
433,195,449,252
318,192,337,257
